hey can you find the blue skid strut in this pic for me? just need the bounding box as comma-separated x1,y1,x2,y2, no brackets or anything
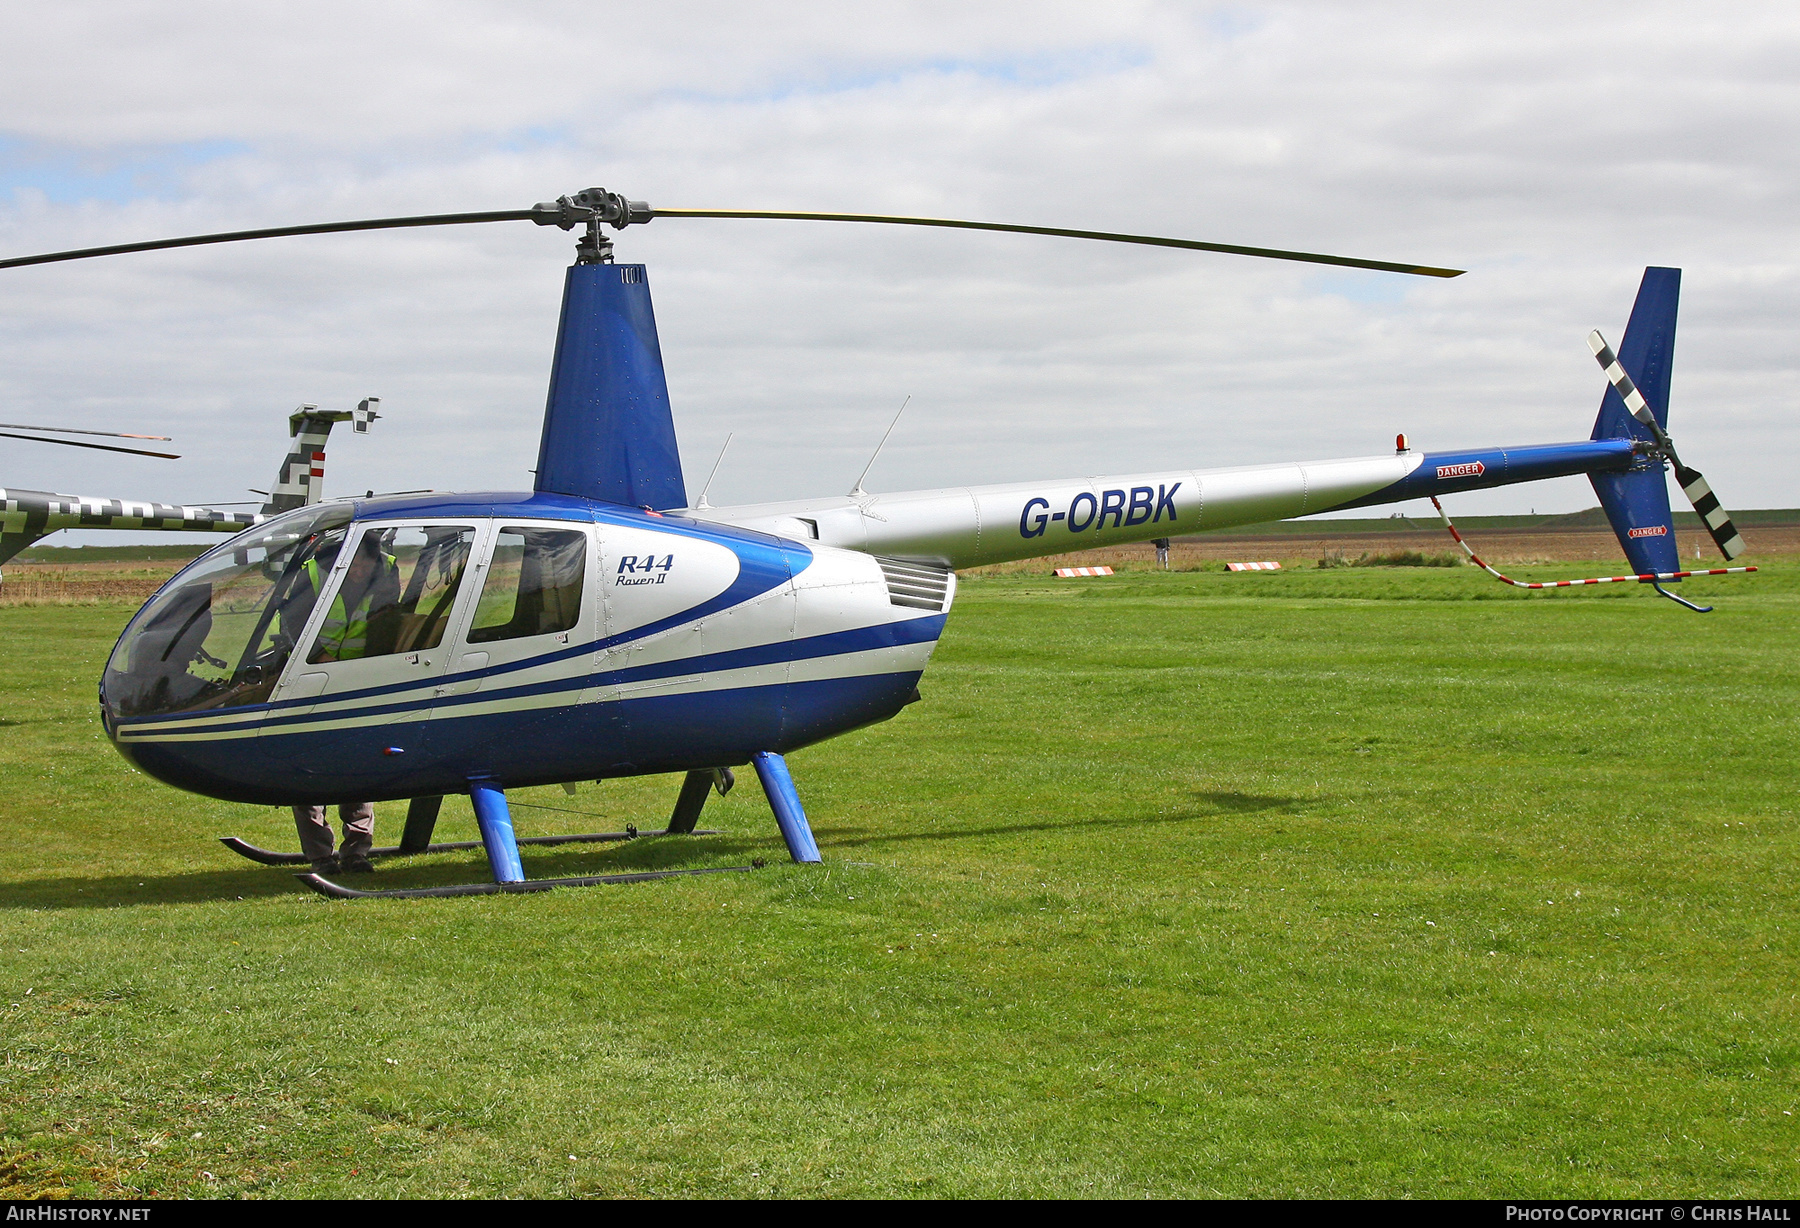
470,779,525,884
298,771,781,899
753,751,821,863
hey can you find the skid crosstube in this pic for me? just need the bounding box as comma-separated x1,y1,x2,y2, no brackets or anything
296,863,756,900
219,829,719,866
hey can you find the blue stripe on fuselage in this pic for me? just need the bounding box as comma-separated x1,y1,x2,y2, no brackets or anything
1321,439,1639,513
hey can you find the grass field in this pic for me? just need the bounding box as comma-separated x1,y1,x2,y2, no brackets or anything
1,561,1796,1198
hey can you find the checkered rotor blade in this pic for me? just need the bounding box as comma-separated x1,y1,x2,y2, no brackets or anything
1588,330,1746,560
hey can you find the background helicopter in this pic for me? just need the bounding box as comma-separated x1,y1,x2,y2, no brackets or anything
1,401,380,579
0,419,235,576
1,189,1753,899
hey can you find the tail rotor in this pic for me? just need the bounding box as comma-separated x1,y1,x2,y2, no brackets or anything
1587,330,1746,560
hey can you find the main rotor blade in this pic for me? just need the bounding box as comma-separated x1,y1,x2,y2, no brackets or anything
0,211,536,270
1587,330,1745,560
0,431,180,459
0,191,1463,278
649,208,1464,277
0,421,171,441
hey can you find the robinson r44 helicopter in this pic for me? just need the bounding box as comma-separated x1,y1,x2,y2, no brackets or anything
0,189,1754,899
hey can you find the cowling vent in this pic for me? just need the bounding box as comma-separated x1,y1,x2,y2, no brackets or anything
875,556,952,612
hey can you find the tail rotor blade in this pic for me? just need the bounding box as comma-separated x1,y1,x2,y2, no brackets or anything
1587,331,1670,443
1587,329,1744,561
1673,462,1747,560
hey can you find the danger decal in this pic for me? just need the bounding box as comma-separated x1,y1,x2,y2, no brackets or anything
1435,461,1486,479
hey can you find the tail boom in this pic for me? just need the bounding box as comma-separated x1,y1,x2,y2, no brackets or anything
694,437,1644,570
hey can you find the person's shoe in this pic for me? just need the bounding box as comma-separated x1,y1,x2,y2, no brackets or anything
310,856,341,876
339,854,376,875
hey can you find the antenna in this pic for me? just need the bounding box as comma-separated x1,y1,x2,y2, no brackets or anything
695,432,733,510
849,397,909,499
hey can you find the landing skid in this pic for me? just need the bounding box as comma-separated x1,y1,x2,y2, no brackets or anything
238,759,813,901
296,863,757,900
219,829,719,867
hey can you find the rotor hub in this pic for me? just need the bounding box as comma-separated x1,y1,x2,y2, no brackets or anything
528,189,652,264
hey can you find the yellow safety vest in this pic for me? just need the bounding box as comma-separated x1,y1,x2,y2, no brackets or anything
304,554,396,661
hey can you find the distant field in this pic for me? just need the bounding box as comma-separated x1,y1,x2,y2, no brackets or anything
8,544,222,564
1,561,1795,1197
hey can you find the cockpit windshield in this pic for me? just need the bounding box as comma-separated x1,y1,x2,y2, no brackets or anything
103,502,355,719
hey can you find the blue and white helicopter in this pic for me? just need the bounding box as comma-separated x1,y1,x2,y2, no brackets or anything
1,189,1752,898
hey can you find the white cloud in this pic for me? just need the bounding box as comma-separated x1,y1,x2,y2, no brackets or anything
2,0,1795,538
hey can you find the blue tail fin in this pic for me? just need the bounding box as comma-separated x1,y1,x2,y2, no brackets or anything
534,263,688,511
1589,267,1681,576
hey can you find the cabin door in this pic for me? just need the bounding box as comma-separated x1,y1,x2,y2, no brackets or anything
261,522,478,786
428,520,602,780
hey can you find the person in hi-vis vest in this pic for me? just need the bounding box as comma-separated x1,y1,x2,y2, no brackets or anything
292,535,401,874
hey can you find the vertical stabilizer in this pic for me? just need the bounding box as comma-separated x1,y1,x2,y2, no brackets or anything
1590,268,1682,576
261,399,379,515
534,263,687,510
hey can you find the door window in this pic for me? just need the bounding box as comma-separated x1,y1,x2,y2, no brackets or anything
306,525,476,664
467,526,588,644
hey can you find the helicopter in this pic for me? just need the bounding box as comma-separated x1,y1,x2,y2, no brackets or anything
0,188,1754,899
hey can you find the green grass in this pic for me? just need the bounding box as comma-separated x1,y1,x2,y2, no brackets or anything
1316,549,1464,568
2,564,1797,1197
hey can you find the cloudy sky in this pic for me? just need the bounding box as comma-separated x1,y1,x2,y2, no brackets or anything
2,1,1795,544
